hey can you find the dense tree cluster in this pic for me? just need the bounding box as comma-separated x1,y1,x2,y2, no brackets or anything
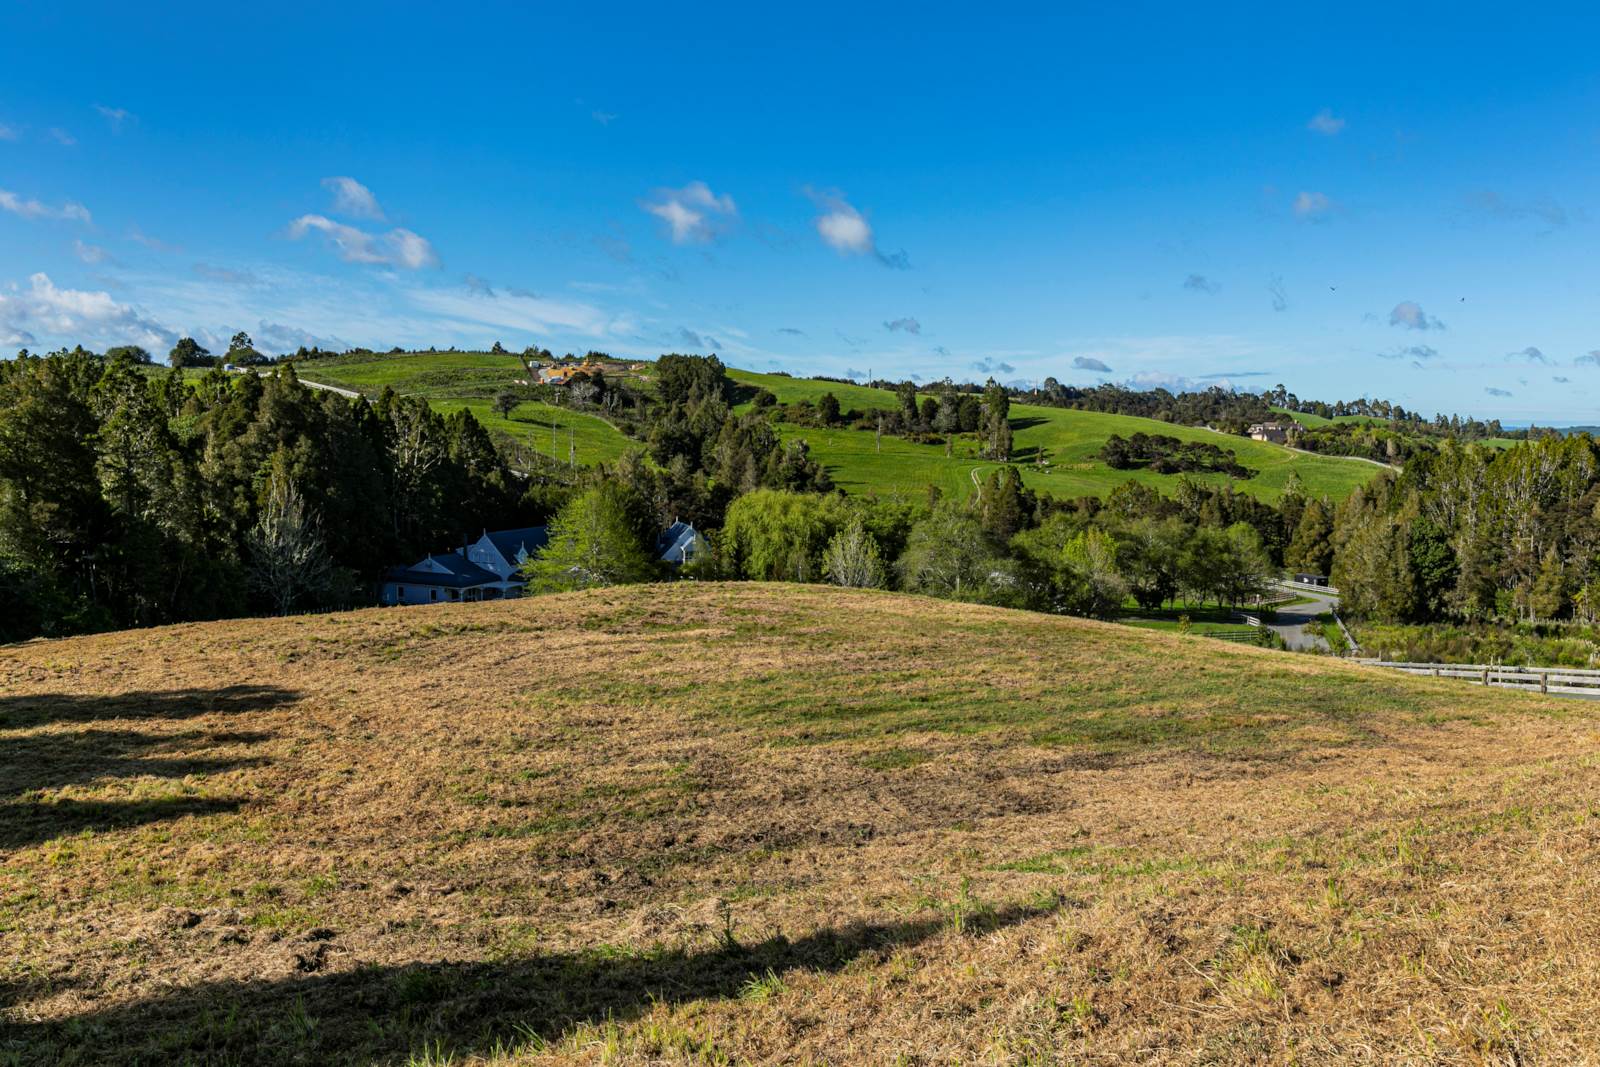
693,470,1284,619
0,349,536,639
1330,436,1600,624
1019,380,1275,434
1264,384,1517,442
1098,432,1253,478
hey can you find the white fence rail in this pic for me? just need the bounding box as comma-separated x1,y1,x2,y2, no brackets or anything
1356,659,1600,699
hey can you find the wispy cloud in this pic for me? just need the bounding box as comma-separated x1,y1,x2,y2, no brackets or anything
193,263,261,286
1183,273,1218,294
0,123,17,141
322,176,385,220
1072,356,1112,372
0,187,90,223
1576,351,1600,367
1484,386,1513,397
94,104,132,131
1507,346,1549,364
641,181,737,244
47,127,75,146
1388,300,1444,331
674,326,721,351
1378,344,1439,361
591,109,618,126
804,187,909,269
777,326,805,336
73,240,114,265
1268,275,1287,311
1554,376,1571,384
1464,190,1570,228
1307,108,1346,135
1293,190,1333,220
883,317,921,334
127,226,179,253
288,214,439,269
970,356,1015,376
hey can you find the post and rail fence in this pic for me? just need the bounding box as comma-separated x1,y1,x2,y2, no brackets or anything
1355,659,1600,700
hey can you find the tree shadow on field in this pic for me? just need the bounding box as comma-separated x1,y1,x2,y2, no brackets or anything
0,684,298,730
7,900,1061,1066
0,686,296,850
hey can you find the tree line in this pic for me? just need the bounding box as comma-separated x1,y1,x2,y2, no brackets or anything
0,349,540,639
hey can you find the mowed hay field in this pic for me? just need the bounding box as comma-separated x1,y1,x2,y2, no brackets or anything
5,590,1600,1062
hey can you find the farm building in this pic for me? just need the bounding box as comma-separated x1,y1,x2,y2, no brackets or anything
1247,421,1293,444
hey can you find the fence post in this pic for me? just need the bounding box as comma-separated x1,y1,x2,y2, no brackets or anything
1541,671,1548,694
1432,666,1440,677
1482,667,1489,686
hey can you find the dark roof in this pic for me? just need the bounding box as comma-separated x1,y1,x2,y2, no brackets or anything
484,526,549,563
656,521,703,564
383,554,500,588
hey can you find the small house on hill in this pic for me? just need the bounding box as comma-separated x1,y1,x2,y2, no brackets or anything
380,526,548,606
656,520,707,567
1247,421,1292,444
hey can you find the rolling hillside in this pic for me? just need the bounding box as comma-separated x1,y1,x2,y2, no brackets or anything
292,352,1381,502
734,370,1379,501
5,584,1600,1063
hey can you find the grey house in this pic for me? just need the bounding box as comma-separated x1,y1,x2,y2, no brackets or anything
380,526,549,606
656,520,707,566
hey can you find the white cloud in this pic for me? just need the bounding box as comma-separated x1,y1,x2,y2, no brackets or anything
641,181,737,244
0,273,174,349
1576,351,1600,367
0,188,91,223
94,105,132,131
1307,108,1345,135
1073,356,1113,372
73,240,112,265
0,123,19,141
804,187,909,268
1388,300,1444,331
883,317,921,334
1293,190,1332,219
48,128,75,146
128,226,179,252
288,214,439,269
322,176,385,220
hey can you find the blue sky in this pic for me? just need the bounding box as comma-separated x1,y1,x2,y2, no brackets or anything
4,4,1600,422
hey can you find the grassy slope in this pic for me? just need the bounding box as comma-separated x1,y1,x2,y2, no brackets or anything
293,353,1378,501
4,584,1599,1063
738,370,1378,502
297,352,636,467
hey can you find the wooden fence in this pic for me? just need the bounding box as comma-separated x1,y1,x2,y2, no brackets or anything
1356,659,1600,699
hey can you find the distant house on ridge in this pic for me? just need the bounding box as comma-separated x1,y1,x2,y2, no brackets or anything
1247,421,1293,444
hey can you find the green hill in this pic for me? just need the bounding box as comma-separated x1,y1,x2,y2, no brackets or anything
5,583,1598,1063
291,352,1381,501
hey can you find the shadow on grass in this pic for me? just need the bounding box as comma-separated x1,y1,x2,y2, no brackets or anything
8,901,1060,1065
0,686,293,850
0,795,245,851
0,685,299,729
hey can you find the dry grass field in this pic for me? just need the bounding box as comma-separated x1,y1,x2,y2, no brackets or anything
3,584,1600,1065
